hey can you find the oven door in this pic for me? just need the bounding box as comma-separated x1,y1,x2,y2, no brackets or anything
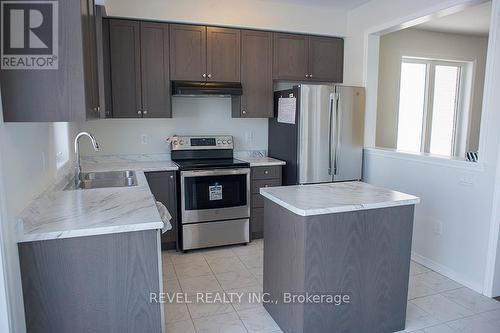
181,168,250,224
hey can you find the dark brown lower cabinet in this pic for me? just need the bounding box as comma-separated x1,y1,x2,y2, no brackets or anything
145,171,178,249
250,165,282,239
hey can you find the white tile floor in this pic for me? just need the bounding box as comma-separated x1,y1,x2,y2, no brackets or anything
162,240,500,333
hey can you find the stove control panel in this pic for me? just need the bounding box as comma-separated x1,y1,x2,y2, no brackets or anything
171,136,234,150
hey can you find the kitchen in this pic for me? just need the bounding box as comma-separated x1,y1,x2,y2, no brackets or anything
1,0,500,333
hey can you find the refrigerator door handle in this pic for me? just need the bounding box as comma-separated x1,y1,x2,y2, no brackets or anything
328,94,334,175
333,92,340,176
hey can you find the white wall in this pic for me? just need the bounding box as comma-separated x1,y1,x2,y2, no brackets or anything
0,89,78,331
104,0,348,36
78,98,268,156
376,28,488,151
347,0,500,295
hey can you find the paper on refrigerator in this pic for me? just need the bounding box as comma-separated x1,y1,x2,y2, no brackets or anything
277,97,296,124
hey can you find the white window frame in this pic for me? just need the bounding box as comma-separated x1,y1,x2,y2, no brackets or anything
397,57,468,157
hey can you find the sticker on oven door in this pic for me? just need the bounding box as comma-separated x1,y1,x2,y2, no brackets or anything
209,183,223,201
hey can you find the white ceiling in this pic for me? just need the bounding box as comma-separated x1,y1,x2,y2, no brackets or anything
415,1,491,36
262,0,371,10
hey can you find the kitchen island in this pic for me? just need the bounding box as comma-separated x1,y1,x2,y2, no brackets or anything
260,181,420,333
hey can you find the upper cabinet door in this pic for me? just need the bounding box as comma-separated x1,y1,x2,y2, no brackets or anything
207,27,241,82
170,24,207,81
83,0,100,119
273,33,308,80
240,30,273,118
109,20,142,118
140,22,171,118
308,36,344,82
1,0,100,122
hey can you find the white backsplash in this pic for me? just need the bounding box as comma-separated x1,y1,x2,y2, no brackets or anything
78,97,269,156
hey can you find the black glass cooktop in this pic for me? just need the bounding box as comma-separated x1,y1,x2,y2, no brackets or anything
173,158,250,171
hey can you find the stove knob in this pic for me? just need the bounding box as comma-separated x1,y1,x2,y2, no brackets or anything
222,140,227,144
173,140,178,145
179,140,184,145
227,140,232,144
217,140,222,144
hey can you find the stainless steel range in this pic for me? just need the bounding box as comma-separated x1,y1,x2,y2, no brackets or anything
171,135,250,251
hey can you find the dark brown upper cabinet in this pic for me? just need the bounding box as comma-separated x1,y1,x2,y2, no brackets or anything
239,30,273,118
140,22,171,118
170,25,241,82
169,24,206,81
308,36,343,82
273,33,308,81
273,33,344,82
109,20,171,118
1,0,100,122
207,27,241,82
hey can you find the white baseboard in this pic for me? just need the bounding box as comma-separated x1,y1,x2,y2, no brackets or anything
411,252,484,294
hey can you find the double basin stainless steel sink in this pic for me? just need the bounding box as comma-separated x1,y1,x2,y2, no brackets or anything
66,170,138,190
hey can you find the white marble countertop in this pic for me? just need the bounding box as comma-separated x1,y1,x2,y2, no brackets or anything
237,156,286,167
16,152,285,243
16,163,173,243
259,181,420,216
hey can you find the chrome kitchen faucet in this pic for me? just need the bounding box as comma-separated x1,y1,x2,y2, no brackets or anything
74,132,100,187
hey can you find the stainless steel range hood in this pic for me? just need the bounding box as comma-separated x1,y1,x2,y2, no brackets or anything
172,81,243,96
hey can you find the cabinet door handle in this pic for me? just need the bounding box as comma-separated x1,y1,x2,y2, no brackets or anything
264,170,269,174
170,175,174,179
309,74,313,78
208,74,212,78
242,110,247,115
202,73,207,78
137,110,142,115
93,106,100,113
143,110,148,115
305,74,309,78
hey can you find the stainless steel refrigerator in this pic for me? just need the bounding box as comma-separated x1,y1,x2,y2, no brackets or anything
268,84,365,185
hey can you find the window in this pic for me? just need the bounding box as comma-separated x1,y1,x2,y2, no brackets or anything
397,58,469,157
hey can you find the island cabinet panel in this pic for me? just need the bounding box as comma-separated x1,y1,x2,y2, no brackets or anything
250,166,282,239
145,171,178,249
169,24,207,81
263,201,415,333
207,27,241,82
109,19,142,118
239,30,273,118
1,0,100,122
18,230,163,333
273,33,309,81
308,36,344,82
108,20,171,118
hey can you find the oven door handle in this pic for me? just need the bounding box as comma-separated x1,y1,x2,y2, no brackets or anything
181,168,250,177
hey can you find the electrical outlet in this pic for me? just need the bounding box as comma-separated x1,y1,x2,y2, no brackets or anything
56,151,64,163
141,134,148,145
459,173,476,187
41,151,47,171
245,131,254,143
433,220,443,235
